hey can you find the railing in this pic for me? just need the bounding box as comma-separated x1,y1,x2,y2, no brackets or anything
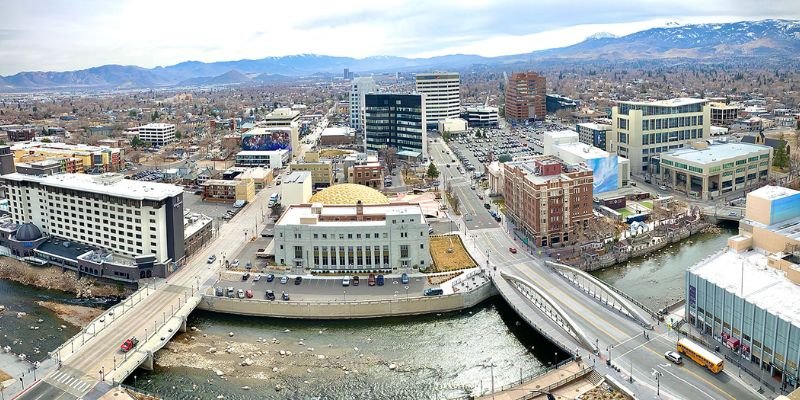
491,358,578,394
50,281,155,363
515,366,594,400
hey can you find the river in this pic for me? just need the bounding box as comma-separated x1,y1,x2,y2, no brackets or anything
0,224,737,399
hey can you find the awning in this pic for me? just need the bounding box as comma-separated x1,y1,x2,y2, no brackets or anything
727,337,740,349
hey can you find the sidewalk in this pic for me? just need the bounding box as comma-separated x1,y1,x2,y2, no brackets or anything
477,361,591,400
660,308,783,399
0,350,55,399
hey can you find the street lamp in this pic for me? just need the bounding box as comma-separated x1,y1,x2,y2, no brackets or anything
405,286,409,300
654,370,663,396
343,290,346,302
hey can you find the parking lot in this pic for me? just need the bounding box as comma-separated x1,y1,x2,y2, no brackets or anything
216,273,430,301
183,191,235,220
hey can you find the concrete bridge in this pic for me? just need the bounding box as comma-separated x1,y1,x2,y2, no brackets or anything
15,188,277,400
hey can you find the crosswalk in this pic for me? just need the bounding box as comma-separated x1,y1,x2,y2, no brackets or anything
49,369,94,394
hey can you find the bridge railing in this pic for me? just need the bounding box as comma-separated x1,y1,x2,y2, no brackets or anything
515,366,594,400
50,280,155,363
546,261,655,328
490,358,579,395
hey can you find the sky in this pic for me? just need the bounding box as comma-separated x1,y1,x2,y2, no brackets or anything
1,0,799,75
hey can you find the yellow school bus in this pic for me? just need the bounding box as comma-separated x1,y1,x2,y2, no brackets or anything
677,338,724,374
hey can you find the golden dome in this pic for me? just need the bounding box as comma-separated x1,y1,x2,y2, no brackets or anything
309,184,389,205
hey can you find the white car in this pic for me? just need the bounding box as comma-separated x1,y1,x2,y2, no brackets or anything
342,277,351,287
664,351,683,364
659,185,667,191
253,274,261,282
231,259,240,267
237,289,245,299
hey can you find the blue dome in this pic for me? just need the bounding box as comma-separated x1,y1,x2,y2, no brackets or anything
16,223,42,241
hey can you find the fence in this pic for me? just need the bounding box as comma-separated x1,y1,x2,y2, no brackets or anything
515,366,594,400
490,359,579,394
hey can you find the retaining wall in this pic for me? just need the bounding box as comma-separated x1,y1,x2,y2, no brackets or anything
197,282,497,319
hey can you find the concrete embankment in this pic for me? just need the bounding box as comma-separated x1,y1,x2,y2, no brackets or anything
197,281,497,319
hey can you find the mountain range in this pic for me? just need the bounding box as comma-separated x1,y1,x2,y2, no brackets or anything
1,19,798,91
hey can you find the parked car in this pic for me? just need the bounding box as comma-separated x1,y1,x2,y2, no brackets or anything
253,274,261,282
245,289,253,299
342,277,351,286
215,287,224,296
376,275,385,286
400,273,409,284
242,272,250,281
281,292,290,301
664,351,683,364
266,274,275,282
237,289,245,299
352,276,360,286
227,287,235,297
368,273,376,286
280,276,288,284
207,255,217,264
265,290,276,300
294,276,303,285
231,258,239,268
424,288,444,296
659,185,667,191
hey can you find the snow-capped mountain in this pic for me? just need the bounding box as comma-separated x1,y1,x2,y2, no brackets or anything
536,19,800,59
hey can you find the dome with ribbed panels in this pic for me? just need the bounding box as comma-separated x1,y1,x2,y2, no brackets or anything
309,184,389,205
15,223,43,241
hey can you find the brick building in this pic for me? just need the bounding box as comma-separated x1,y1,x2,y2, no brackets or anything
505,72,546,122
503,156,593,247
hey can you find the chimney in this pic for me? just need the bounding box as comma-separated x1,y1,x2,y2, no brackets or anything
356,200,364,220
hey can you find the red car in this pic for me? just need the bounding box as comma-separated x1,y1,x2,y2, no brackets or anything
120,337,139,352
368,273,376,286
509,247,517,254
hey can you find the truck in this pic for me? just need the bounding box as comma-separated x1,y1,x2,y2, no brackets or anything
120,337,139,352
268,193,280,208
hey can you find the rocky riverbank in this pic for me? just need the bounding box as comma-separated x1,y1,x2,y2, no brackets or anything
0,258,129,298
35,301,104,327
153,327,411,393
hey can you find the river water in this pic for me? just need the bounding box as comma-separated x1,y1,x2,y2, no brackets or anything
0,224,737,399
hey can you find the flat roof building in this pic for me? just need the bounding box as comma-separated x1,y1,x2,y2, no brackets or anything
686,186,800,390
281,171,313,206
505,72,546,122
610,98,711,174
137,123,177,147
12,141,123,172
235,149,290,169
576,122,612,151
274,202,430,274
364,93,427,158
465,106,499,128
503,156,594,247
349,77,377,135
263,108,300,128
415,72,460,127
655,141,772,200
1,172,185,275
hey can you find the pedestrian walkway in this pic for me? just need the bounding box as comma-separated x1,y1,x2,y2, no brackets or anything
477,361,592,400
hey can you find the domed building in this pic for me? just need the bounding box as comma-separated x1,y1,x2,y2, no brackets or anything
15,223,43,242
309,183,389,205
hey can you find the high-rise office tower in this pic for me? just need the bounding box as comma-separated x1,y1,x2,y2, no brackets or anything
364,93,427,158
505,71,546,122
415,72,460,127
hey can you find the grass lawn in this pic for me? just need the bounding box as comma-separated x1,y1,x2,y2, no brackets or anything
429,235,477,272
0,368,11,383
618,207,633,218
640,200,653,209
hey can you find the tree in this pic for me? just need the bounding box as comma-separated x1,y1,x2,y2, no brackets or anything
151,110,160,121
130,137,144,149
380,147,397,173
40,138,52,143
497,154,512,163
774,143,789,169
426,162,440,179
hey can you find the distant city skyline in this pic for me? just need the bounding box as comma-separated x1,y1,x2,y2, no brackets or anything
1,0,799,75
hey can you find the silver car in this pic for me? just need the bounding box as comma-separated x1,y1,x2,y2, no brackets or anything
664,351,683,364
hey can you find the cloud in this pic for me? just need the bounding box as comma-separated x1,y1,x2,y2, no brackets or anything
0,0,799,75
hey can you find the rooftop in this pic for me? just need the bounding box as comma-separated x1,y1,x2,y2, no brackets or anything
278,203,424,226
35,238,97,261
237,149,290,156
662,142,771,165
576,122,611,131
202,179,238,187
545,129,580,139
11,141,121,153
618,98,708,107
690,247,800,327
554,142,611,159
184,213,213,238
284,171,311,184
138,123,175,129
320,127,354,137
2,173,183,201
748,185,799,201
245,127,293,135
309,184,389,205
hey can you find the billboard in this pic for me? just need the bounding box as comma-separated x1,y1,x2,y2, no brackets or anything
586,156,619,194
242,130,291,151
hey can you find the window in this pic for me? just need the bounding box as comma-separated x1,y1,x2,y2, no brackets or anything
400,245,409,258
